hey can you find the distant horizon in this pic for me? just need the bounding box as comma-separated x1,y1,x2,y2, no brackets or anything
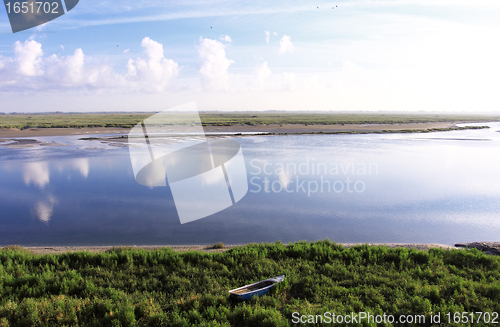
3,110,500,116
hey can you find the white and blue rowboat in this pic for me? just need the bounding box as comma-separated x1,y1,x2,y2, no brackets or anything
229,275,285,301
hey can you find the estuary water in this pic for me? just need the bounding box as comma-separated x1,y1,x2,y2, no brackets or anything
1,123,500,246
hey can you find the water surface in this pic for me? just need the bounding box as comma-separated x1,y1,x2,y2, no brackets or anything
1,124,500,246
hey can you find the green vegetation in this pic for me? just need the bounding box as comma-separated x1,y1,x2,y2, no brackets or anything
1,112,500,129
262,125,490,136
200,113,500,127
0,113,151,129
1,241,499,326
210,242,225,249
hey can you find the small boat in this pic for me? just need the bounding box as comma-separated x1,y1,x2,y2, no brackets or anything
229,275,285,301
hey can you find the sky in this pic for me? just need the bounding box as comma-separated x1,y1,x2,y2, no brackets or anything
1,0,500,113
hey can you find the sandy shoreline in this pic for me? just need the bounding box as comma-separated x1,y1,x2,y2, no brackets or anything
1,243,461,255
0,122,461,139
10,242,498,256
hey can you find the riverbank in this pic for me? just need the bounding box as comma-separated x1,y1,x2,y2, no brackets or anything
0,242,467,255
0,122,489,139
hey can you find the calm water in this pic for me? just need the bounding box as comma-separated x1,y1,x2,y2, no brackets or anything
1,123,500,246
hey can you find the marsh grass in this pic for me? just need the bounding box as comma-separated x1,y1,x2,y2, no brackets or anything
106,247,135,254
1,113,500,129
0,245,32,254
210,242,225,249
0,241,499,326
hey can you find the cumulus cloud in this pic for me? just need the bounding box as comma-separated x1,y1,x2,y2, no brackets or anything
45,49,85,86
279,35,294,54
265,30,270,43
273,32,278,36
127,37,179,92
197,37,234,91
14,40,44,76
0,37,179,93
0,39,123,91
123,48,130,53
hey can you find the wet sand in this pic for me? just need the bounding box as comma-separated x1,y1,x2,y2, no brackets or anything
0,127,131,138
204,122,459,134
0,122,459,139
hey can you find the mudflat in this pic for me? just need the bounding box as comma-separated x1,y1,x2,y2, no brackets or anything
0,122,459,138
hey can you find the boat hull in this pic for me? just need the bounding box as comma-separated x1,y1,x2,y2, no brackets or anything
229,275,285,301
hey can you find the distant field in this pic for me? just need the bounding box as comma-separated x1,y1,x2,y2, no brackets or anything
1,112,500,129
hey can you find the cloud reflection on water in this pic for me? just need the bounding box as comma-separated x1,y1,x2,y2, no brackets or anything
23,162,50,189
22,158,91,223
34,195,58,223
71,158,90,178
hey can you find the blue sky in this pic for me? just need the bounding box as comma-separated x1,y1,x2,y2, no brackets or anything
1,0,500,112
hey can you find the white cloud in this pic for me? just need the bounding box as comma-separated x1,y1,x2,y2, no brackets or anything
196,37,234,91
45,49,85,86
220,35,232,43
44,49,123,89
273,31,278,36
126,37,180,92
0,40,123,90
0,37,179,93
265,30,270,43
14,40,43,76
279,35,294,54
123,48,130,53
60,45,64,51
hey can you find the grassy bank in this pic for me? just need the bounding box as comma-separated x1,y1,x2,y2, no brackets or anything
260,125,490,136
1,241,499,326
1,113,500,129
